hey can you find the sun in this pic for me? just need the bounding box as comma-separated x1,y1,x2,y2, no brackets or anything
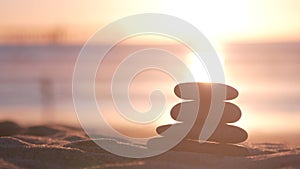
184,52,211,82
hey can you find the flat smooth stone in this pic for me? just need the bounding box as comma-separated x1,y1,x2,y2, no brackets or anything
170,102,241,123
156,124,248,144
174,83,238,100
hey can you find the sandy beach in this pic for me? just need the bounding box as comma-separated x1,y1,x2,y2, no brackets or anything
0,121,299,169
1,0,300,168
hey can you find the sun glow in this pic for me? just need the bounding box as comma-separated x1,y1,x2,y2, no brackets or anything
185,52,210,82
161,0,251,43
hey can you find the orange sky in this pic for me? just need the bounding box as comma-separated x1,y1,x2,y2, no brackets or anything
0,0,300,44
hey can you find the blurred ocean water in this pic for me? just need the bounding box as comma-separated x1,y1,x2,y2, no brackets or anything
0,42,299,144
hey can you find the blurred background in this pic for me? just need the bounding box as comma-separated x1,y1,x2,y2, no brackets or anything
0,0,299,146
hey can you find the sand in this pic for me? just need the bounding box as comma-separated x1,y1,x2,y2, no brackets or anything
0,121,299,169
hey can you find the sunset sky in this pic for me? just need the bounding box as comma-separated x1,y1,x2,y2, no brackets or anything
1,0,300,145
1,0,300,44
